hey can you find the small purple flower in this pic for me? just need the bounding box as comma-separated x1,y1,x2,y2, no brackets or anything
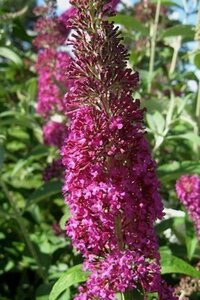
43,121,68,148
43,159,64,182
105,0,120,9
176,175,200,241
33,16,67,49
59,7,77,28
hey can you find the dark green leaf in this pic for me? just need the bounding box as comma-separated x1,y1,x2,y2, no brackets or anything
0,145,5,170
185,217,198,261
156,217,180,235
157,160,200,182
27,181,62,207
49,265,89,300
36,283,53,300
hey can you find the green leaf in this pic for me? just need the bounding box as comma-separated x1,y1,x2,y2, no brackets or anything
27,181,62,207
49,265,89,300
185,217,198,261
194,52,200,69
156,217,186,244
0,145,5,170
155,217,183,235
109,14,149,35
160,251,200,278
0,115,40,130
6,141,26,152
0,47,23,65
1,6,28,20
168,132,200,146
152,0,183,8
36,283,53,300
161,25,194,39
59,208,71,230
11,159,29,176
8,127,29,140
26,78,37,100
157,160,200,183
146,111,165,134
57,289,70,300
29,146,49,159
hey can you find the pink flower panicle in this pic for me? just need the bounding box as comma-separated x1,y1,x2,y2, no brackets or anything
176,175,200,241
43,121,69,148
36,49,71,117
61,0,177,299
33,4,73,117
33,5,71,185
33,12,67,49
43,158,64,182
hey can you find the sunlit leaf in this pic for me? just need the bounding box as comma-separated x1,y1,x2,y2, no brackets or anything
185,217,198,261
160,25,194,40
59,207,71,230
160,251,200,278
49,265,89,300
194,52,200,69
109,14,149,35
0,47,23,65
167,133,200,146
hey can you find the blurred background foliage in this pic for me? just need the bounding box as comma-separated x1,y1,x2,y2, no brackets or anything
0,0,200,299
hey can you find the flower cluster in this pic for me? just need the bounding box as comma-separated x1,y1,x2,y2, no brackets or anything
43,121,69,148
61,0,177,299
175,262,200,299
176,174,200,241
35,49,72,116
43,158,64,182
33,4,73,181
33,16,67,49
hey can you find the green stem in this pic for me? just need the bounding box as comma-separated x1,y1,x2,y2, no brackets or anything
196,78,200,131
194,79,200,159
1,181,47,282
123,291,133,300
164,91,176,132
169,36,181,75
121,293,125,300
148,0,161,93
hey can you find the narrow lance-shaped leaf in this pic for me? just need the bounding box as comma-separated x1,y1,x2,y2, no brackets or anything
0,47,23,65
27,181,62,208
109,14,149,36
49,265,89,300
